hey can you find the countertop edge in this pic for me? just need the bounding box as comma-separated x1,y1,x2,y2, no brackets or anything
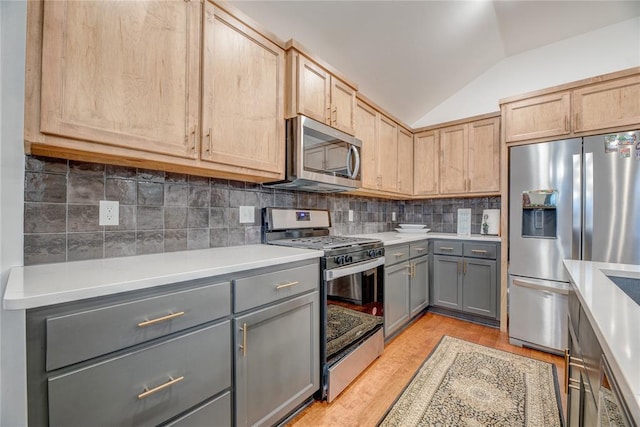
349,232,501,246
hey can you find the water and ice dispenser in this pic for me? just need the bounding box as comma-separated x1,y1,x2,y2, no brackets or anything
521,190,558,238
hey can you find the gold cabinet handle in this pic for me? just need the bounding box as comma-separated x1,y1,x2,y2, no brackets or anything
138,375,184,399
404,264,412,275
440,247,454,251
239,323,247,356
205,127,212,153
471,249,488,254
332,106,337,124
326,107,332,124
137,311,185,328
275,281,299,290
190,126,197,152
412,262,416,278
415,247,426,252
564,348,570,393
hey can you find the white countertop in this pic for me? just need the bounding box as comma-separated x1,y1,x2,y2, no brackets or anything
4,245,323,310
350,231,501,246
563,259,640,422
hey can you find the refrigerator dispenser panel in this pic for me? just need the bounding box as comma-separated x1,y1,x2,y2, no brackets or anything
521,190,558,238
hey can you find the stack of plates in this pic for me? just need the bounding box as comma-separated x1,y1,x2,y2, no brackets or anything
395,224,431,234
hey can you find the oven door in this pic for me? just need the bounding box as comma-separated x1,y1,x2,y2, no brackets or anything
325,258,385,307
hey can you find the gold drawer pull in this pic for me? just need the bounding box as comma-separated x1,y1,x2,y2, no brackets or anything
471,249,488,254
137,311,185,328
394,253,405,257
275,281,300,290
439,247,454,251
415,247,426,252
138,375,184,399
240,323,247,356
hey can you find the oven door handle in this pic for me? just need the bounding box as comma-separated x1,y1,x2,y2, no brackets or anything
324,257,385,281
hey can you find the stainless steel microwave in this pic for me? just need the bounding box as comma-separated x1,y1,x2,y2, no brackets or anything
264,115,361,192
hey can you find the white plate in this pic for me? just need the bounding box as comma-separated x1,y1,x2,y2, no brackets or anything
395,228,431,234
398,224,427,229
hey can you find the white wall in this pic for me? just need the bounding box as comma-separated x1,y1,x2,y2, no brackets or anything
413,16,640,127
1,1,28,425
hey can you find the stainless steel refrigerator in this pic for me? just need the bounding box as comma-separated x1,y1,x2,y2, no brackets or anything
508,131,640,354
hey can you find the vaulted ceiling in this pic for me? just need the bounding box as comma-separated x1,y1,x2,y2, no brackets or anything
229,1,640,126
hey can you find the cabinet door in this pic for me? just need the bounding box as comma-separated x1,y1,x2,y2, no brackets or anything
461,258,497,318
468,118,500,193
439,124,468,194
432,255,462,310
202,5,285,176
378,115,399,192
234,292,319,427
414,130,439,196
503,92,570,142
296,55,331,124
573,75,640,133
410,256,429,317
355,101,380,190
40,0,201,158
384,262,411,338
330,77,357,136
397,127,414,195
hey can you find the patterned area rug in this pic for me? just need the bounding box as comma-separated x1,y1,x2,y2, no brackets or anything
326,304,383,360
378,336,563,427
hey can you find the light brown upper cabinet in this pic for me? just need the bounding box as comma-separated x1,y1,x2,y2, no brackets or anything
503,92,570,143
413,130,439,196
378,115,399,193
287,51,357,136
573,74,640,133
397,127,414,195
38,0,202,158
439,116,500,195
201,4,285,177
355,100,379,190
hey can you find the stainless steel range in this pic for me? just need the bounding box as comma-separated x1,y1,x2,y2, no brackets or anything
263,208,385,402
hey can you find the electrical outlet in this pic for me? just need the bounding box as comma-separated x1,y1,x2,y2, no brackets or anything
99,200,119,226
239,206,255,224
348,209,354,222
392,211,397,221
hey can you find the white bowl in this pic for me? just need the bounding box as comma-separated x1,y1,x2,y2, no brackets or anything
398,224,426,229
395,228,431,234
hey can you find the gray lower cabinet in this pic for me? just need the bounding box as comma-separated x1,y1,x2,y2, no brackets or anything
384,261,411,338
432,240,499,321
410,255,429,317
234,292,319,427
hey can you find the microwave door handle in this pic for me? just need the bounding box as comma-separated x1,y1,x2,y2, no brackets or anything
346,145,360,179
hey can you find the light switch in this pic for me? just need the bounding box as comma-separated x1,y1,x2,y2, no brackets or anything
239,206,255,224
392,212,397,221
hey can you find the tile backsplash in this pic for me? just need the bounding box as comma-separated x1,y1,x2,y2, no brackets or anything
23,155,500,265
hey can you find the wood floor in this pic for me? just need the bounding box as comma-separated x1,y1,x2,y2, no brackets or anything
289,312,566,426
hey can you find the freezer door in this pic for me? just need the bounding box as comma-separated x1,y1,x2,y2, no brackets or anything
509,139,582,282
584,132,640,264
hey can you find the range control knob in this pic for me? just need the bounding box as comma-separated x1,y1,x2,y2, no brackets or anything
367,249,377,258
377,249,384,257
345,255,353,264
334,255,345,265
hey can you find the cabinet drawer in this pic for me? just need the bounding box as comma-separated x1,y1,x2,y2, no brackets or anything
385,245,410,265
433,241,463,256
463,243,497,259
409,241,429,258
165,391,231,427
48,322,231,427
46,281,231,371
234,263,319,313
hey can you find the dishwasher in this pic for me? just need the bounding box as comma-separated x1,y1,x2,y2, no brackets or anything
508,275,569,355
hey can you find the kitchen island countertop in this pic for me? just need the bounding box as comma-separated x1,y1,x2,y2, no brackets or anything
4,245,323,310
349,231,501,245
563,259,640,423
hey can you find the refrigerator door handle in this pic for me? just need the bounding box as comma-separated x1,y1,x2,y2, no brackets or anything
512,278,569,295
584,152,594,261
572,154,582,260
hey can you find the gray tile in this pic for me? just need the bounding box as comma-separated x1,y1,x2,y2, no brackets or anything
25,155,67,173
188,208,209,228
165,229,188,252
105,179,136,205
229,180,245,189
68,205,101,232
244,191,260,207
209,228,228,248
443,213,454,224
188,185,210,207
68,175,104,204
69,161,105,176
106,165,136,179
188,175,209,187
115,205,136,231
210,188,229,207
245,226,261,244
188,229,209,250
105,231,136,258
165,172,188,183
24,234,66,265
298,192,317,208
136,231,164,254
164,183,188,206
137,206,164,230
137,169,165,182
274,191,295,208
226,208,240,227
68,232,104,261
229,190,244,208
209,207,226,228
24,172,67,203
211,178,229,188
257,191,274,208
24,203,66,233
228,228,245,246
138,181,164,206
165,207,188,229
